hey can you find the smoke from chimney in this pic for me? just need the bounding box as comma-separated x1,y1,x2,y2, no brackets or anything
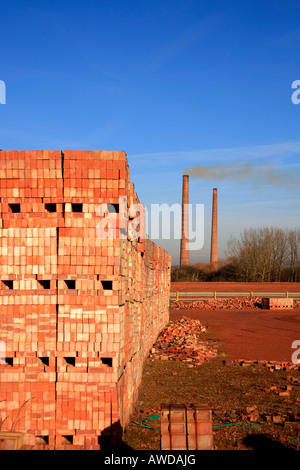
180,175,189,267
183,160,298,189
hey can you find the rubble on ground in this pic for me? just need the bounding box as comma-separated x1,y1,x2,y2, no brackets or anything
213,407,299,425
170,297,262,310
150,316,218,366
170,297,300,310
223,358,300,371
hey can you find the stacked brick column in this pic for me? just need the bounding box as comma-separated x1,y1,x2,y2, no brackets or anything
0,150,171,449
261,298,294,309
210,188,218,268
160,404,213,450
180,175,189,267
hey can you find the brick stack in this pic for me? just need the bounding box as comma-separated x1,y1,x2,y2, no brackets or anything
262,298,294,309
0,150,171,449
160,404,213,450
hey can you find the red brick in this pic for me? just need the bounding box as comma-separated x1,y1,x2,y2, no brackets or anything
0,149,171,449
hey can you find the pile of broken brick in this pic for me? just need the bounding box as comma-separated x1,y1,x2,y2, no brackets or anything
170,297,262,310
224,358,300,372
150,316,218,366
213,406,299,426
170,297,300,310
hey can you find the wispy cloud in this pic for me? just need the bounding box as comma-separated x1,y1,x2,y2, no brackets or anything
128,142,300,192
129,141,300,168
130,141,300,160
264,28,300,47
138,13,223,75
1,120,124,150
223,198,300,210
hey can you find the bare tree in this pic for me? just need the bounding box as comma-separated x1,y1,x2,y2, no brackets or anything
287,229,300,281
227,226,299,282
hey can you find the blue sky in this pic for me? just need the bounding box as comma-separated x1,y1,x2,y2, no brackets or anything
0,0,300,265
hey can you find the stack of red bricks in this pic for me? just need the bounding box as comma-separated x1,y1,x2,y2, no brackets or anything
0,150,171,449
160,404,213,450
261,298,294,309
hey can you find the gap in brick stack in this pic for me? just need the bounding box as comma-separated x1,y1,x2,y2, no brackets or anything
0,150,171,450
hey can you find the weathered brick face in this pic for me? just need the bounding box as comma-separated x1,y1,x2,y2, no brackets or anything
0,150,171,449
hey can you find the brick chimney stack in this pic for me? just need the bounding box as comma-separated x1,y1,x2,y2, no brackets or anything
180,175,189,267
210,187,218,268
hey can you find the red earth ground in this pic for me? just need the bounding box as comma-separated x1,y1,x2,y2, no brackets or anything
171,281,300,292
170,282,300,363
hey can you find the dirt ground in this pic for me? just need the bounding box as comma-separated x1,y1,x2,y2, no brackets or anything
170,281,300,362
170,307,300,363
123,283,300,451
123,306,300,451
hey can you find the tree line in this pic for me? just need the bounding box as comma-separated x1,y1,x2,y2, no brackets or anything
171,227,300,282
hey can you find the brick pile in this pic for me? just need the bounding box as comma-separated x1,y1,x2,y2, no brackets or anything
262,298,294,309
170,297,263,310
160,404,213,450
151,316,218,366
171,298,300,311
224,359,300,371
213,407,299,425
0,150,171,450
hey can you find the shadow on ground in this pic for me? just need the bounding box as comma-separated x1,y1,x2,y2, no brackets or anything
242,434,296,451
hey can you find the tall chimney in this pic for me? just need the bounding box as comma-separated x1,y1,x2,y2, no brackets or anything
210,187,218,268
180,175,189,267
